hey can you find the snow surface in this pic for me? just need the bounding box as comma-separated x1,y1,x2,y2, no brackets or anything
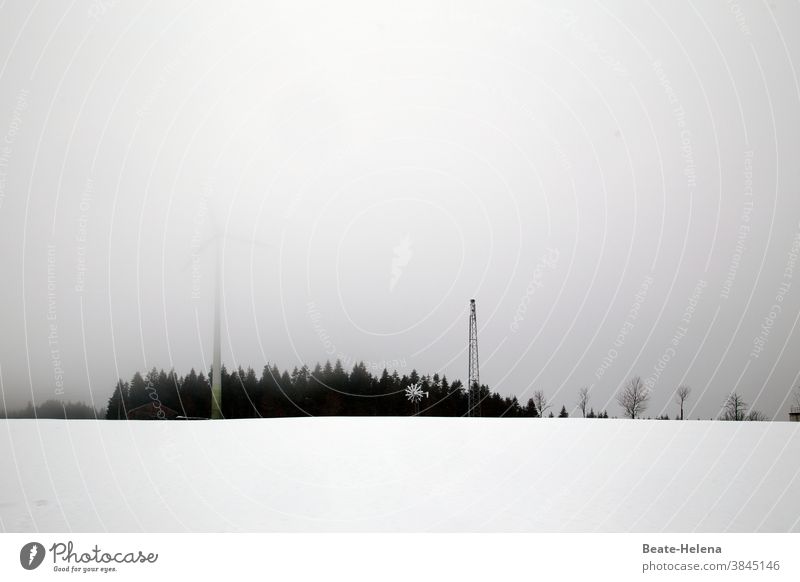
1,418,799,532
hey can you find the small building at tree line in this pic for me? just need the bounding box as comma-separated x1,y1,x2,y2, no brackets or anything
790,407,800,422
126,402,179,420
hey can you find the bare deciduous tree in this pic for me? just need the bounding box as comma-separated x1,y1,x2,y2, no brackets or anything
745,409,768,421
721,392,747,421
793,386,800,411
675,385,691,420
532,390,550,419
577,386,590,418
616,376,649,419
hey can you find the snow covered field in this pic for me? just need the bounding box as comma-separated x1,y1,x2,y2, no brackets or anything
1,418,799,532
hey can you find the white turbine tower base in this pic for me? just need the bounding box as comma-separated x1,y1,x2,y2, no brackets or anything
211,239,223,419
187,194,271,420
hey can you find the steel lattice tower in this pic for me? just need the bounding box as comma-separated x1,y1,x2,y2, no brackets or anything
468,299,481,417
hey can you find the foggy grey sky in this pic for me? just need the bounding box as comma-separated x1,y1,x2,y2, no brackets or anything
1,0,799,420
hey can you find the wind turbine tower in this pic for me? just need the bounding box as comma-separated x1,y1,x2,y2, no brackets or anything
468,299,481,417
190,194,270,420
210,242,222,419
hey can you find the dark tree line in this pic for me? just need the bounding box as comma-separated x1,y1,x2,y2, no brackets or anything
1,368,771,421
106,360,554,420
